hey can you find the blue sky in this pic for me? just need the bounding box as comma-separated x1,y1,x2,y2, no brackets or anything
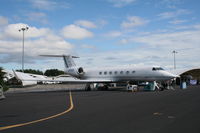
0,0,200,71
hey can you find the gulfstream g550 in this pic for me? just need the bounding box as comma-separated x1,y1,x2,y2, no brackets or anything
13,54,177,89
38,55,177,89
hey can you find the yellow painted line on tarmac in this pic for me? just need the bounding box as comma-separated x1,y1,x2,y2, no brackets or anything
0,91,74,131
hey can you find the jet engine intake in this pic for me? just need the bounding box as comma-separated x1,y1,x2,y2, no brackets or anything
78,67,84,75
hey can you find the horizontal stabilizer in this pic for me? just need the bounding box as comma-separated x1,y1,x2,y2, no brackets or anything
40,55,79,58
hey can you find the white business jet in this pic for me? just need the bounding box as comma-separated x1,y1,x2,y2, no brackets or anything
38,55,177,90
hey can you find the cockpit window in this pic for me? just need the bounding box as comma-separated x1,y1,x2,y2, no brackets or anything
152,67,164,71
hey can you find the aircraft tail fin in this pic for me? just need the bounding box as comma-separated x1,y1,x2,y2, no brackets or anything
40,55,79,68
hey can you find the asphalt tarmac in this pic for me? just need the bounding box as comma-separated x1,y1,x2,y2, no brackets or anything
0,86,200,133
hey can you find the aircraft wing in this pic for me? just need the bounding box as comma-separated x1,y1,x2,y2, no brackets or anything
47,79,113,83
13,71,114,84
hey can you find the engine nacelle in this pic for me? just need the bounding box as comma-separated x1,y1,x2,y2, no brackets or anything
78,67,84,75
66,66,85,78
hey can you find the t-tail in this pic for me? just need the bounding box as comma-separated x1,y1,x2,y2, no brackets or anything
40,55,85,78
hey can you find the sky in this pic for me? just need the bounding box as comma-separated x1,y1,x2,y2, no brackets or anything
0,0,200,71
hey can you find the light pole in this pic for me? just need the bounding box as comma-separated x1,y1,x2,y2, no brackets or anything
19,26,29,72
172,50,178,69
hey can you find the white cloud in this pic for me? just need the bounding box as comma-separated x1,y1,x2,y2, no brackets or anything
77,24,200,70
1,23,50,40
0,39,73,65
77,50,167,69
26,37,73,55
0,16,8,26
30,0,56,9
156,0,182,9
0,34,73,58
108,0,136,7
193,25,200,29
61,24,93,39
119,25,200,69
81,44,96,49
132,30,200,49
121,16,148,29
0,23,74,64
104,31,122,38
157,9,191,19
169,19,187,24
97,19,108,27
119,39,129,44
80,35,200,69
29,12,46,18
29,0,70,10
26,12,48,24
75,20,97,29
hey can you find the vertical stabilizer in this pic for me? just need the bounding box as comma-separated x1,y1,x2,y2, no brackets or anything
63,55,76,68
40,55,79,68
40,55,83,78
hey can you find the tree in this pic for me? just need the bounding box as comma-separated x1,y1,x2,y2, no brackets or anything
44,69,64,76
0,67,5,81
16,69,43,75
0,67,9,92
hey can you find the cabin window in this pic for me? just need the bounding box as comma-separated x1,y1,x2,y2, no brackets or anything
132,71,135,73
126,71,129,74
159,67,164,70
114,71,117,74
104,71,107,75
109,71,112,75
152,67,164,71
99,72,102,75
120,71,123,74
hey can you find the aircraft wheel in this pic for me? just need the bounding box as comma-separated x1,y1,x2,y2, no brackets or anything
85,84,91,91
